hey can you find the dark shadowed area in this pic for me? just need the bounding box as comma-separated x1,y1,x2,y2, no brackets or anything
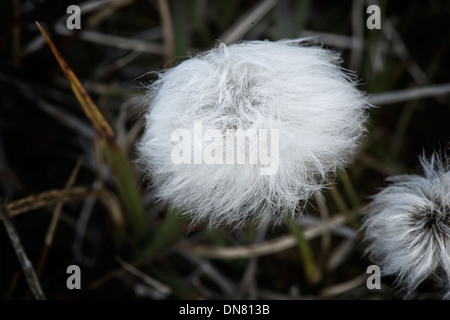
0,0,450,300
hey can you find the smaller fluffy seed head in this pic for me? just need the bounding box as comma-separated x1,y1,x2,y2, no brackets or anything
138,39,369,227
362,153,450,297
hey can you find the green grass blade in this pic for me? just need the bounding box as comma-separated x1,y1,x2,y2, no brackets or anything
36,22,145,244
287,216,321,285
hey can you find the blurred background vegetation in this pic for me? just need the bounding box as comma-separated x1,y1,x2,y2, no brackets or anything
0,0,450,300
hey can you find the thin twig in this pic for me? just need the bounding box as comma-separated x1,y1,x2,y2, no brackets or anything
300,30,362,50
178,250,237,298
183,212,355,260
157,0,175,67
368,83,450,105
381,19,431,155
73,185,98,264
319,274,367,298
38,100,96,139
5,187,100,217
94,50,143,79
238,221,268,299
46,158,84,246
349,0,364,71
116,256,171,296
326,238,358,272
0,202,46,300
25,0,139,55
314,191,331,269
383,19,428,85
80,31,165,54
79,0,123,13
355,152,400,176
219,0,277,44
25,29,164,56
3,187,124,228
329,187,359,230
37,157,84,277
84,0,135,29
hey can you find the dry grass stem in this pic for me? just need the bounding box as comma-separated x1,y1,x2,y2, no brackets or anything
0,203,46,300
116,256,171,296
184,213,350,260
4,187,124,228
220,0,277,44
157,0,175,67
369,83,450,105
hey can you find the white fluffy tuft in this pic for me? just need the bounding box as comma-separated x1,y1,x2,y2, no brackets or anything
362,153,450,298
138,39,369,227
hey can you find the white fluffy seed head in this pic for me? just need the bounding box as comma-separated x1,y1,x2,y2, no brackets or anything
362,153,450,297
138,38,369,228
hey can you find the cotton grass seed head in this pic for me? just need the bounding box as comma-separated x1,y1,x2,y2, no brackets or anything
362,153,450,297
138,38,369,228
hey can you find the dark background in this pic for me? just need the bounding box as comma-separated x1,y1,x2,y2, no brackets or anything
0,0,449,300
